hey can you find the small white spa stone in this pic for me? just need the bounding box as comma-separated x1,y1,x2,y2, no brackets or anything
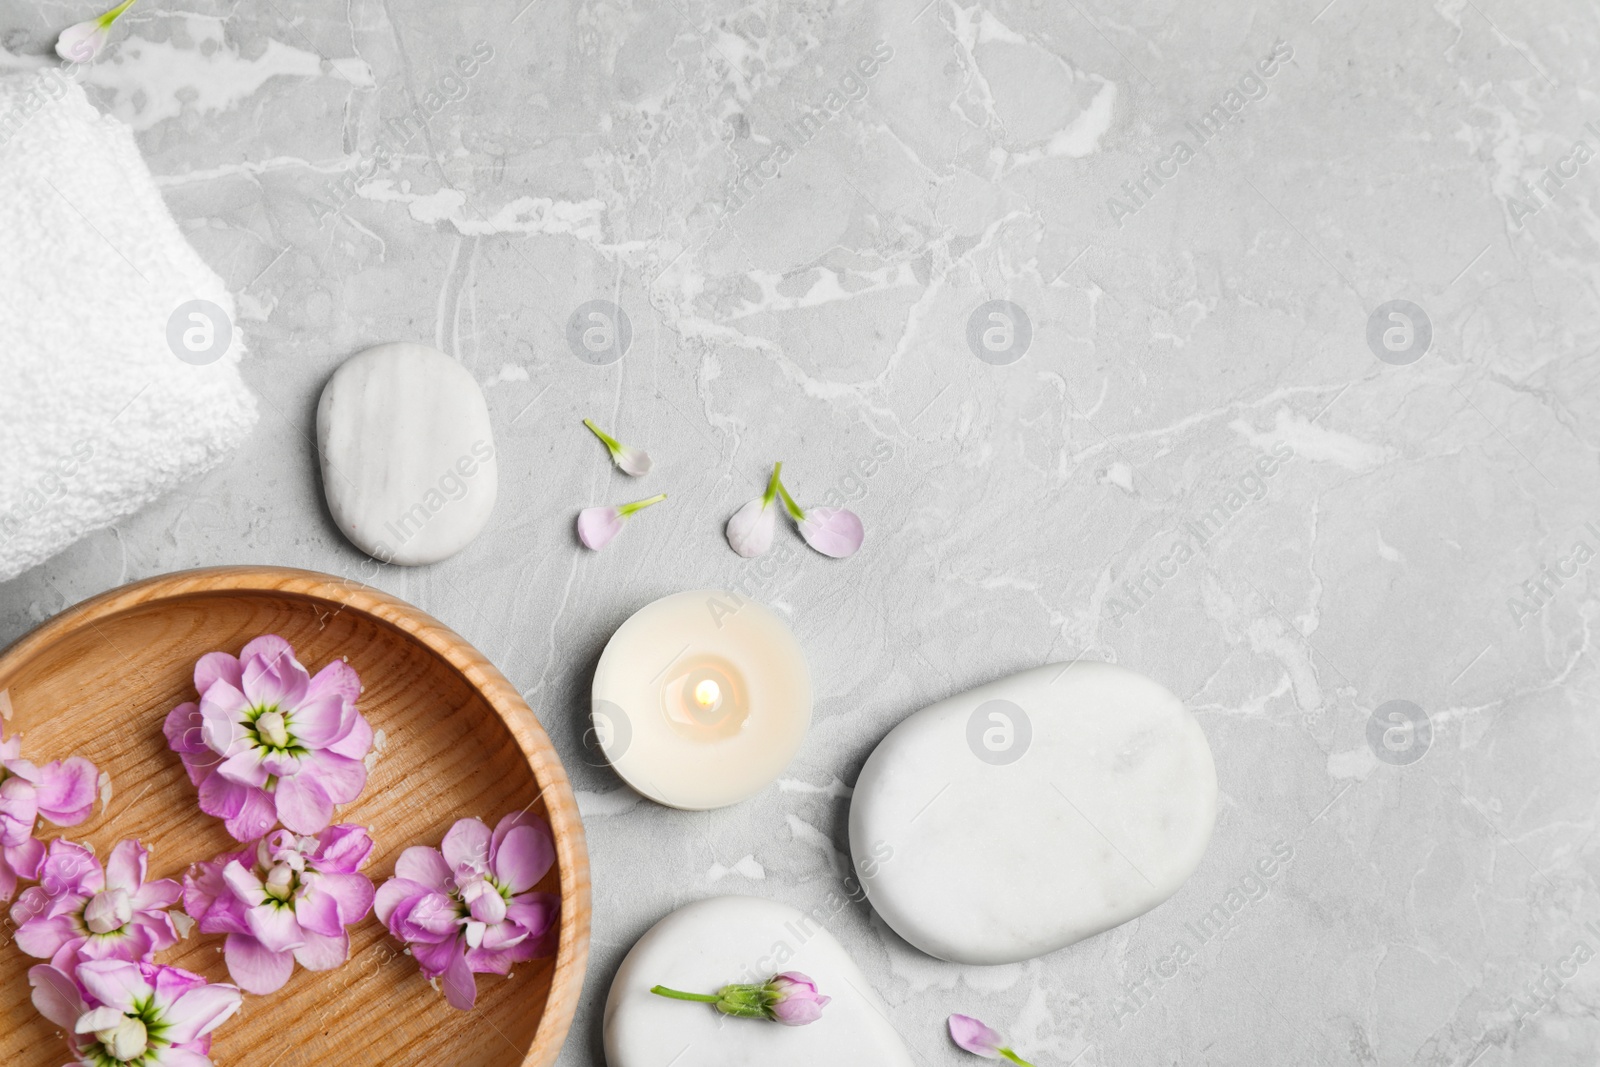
316,343,497,566
603,896,913,1067
849,662,1217,965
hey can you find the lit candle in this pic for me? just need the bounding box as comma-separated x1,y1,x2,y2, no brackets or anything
591,590,812,810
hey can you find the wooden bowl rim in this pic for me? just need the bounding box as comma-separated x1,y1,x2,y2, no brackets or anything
0,564,591,1067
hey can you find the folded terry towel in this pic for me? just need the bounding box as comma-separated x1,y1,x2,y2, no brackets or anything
0,70,257,582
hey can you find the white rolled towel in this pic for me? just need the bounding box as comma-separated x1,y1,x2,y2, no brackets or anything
0,69,257,582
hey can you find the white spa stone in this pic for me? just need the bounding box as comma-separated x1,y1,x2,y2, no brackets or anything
603,896,914,1067
849,661,1217,965
316,342,497,566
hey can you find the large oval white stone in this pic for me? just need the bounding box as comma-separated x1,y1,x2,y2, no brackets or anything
316,343,497,566
849,662,1217,965
603,896,914,1067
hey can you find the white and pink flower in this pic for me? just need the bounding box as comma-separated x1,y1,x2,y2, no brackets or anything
375,811,559,1010
183,825,375,994
29,959,241,1067
0,720,98,902
10,839,179,970
164,635,372,841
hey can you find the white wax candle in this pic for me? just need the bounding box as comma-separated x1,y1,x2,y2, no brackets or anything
591,590,812,810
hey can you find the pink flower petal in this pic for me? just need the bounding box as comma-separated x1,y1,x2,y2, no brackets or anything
316,871,375,925
287,691,349,748
75,959,146,1013
157,1049,214,1067
798,506,864,558
13,913,78,960
948,1013,1005,1057
492,824,555,895
311,825,372,874
394,847,453,893
104,839,147,895
222,860,267,907
325,711,373,761
246,903,305,954
238,635,296,671
194,652,243,697
0,777,38,847
34,757,98,825
217,748,269,789
224,933,294,995
273,772,334,835
441,943,477,1010
725,497,776,558
297,750,367,805
577,506,623,550
161,980,243,1044
442,818,492,872
27,964,84,1029
241,647,310,711
291,928,350,972
305,657,361,706
505,895,559,942
293,885,343,938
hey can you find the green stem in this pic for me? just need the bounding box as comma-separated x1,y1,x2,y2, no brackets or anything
99,0,137,26
774,478,806,522
616,493,667,517
999,1048,1036,1067
650,986,720,1003
761,462,784,508
583,418,622,454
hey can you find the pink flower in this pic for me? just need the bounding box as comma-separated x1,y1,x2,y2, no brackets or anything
725,463,782,558
182,825,375,995
769,973,830,1025
10,839,180,970
29,959,241,1067
163,635,372,840
948,1013,1036,1065
649,971,830,1025
0,720,98,902
374,811,559,1010
577,493,667,550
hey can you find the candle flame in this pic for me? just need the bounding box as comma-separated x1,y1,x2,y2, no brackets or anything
693,679,721,709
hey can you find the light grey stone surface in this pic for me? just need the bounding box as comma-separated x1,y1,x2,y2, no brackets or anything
2,1,1599,1064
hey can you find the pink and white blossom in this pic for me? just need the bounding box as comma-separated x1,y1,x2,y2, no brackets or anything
29,958,241,1067
0,720,98,901
183,825,375,994
375,811,559,1010
163,635,372,840
10,839,179,970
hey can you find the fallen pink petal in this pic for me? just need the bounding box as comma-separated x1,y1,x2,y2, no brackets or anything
725,463,783,558
584,418,653,476
55,0,137,63
948,1013,1035,1065
577,493,666,551
775,478,864,558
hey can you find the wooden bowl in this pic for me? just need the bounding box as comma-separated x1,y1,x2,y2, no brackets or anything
0,566,590,1067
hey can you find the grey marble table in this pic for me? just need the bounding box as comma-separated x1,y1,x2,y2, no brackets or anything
3,1,1599,1064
